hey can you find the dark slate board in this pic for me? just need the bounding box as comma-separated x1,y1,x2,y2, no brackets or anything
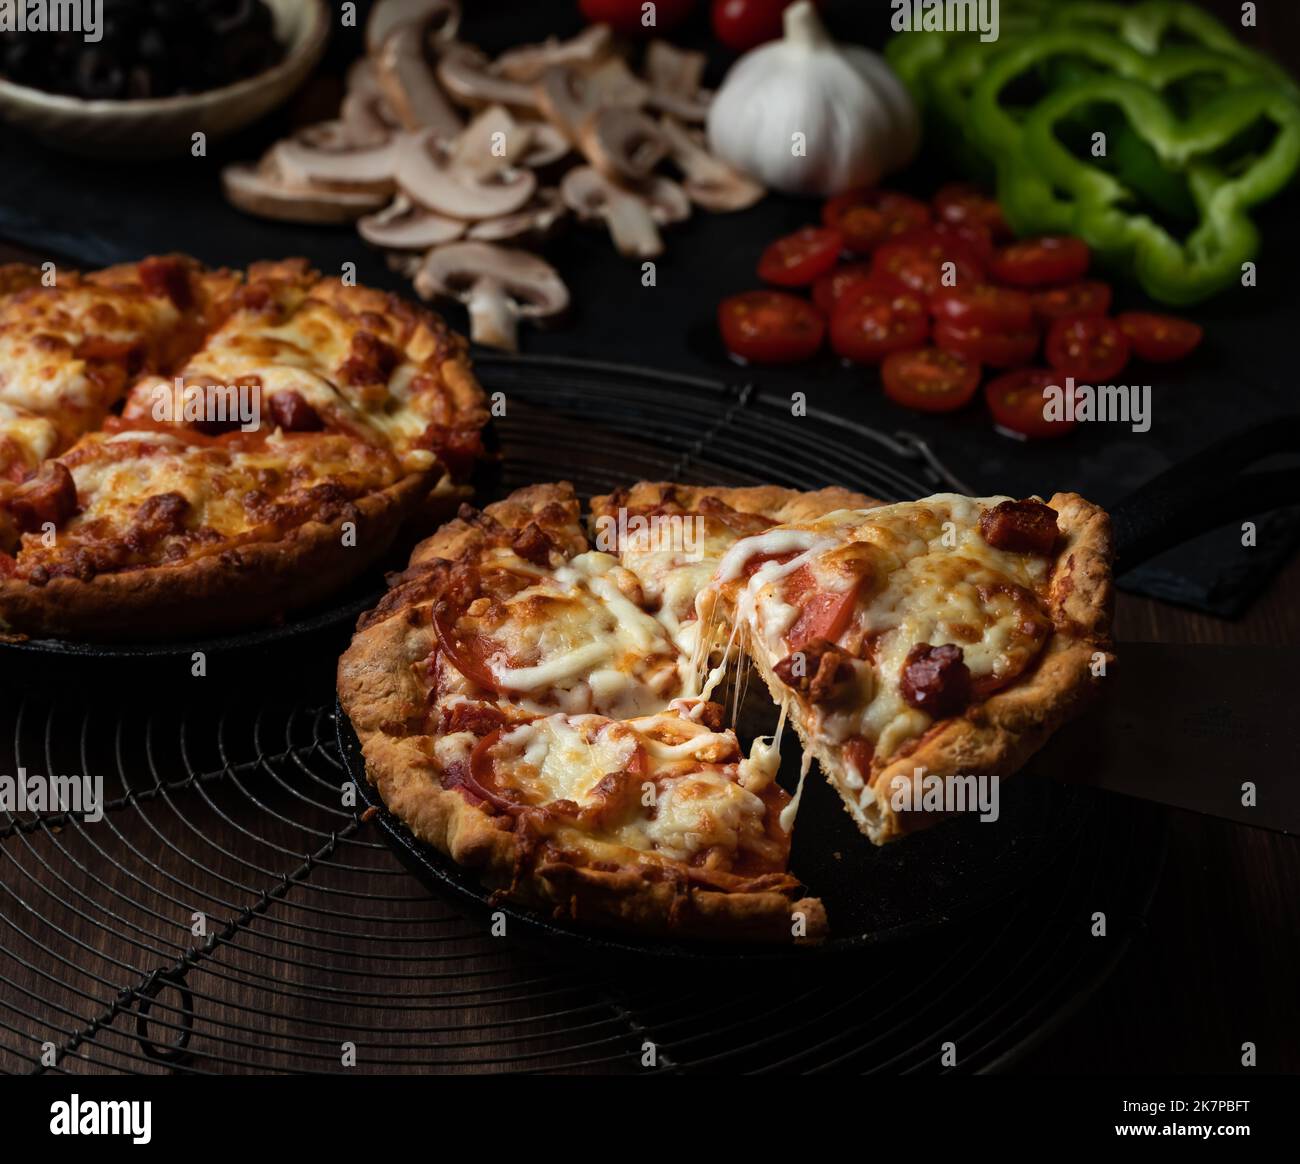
0,0,1296,616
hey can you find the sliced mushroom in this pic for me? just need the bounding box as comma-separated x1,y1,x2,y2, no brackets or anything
659,117,764,212
366,0,461,56
644,40,713,123
467,188,566,243
437,44,538,112
359,194,466,249
561,167,688,259
578,106,668,183
493,25,613,83
376,23,463,137
272,133,400,194
535,60,648,144
396,129,536,219
519,120,571,168
450,105,535,175
222,162,388,224
413,242,568,352
340,88,400,147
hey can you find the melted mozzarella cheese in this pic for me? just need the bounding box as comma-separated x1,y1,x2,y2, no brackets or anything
500,716,637,806
634,771,766,862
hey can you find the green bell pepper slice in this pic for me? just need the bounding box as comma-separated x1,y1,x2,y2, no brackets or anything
1016,76,1300,303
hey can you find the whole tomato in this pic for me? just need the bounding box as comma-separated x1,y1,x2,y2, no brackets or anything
713,0,822,51
581,0,699,35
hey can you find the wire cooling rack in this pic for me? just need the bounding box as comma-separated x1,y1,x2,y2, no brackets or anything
0,355,1165,1074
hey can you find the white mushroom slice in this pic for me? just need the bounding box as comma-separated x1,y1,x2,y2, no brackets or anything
413,242,568,351
272,134,399,194
376,23,463,136
359,194,466,248
561,166,687,259
222,163,388,224
584,58,651,108
340,88,401,146
493,24,613,83
659,117,764,212
467,189,566,243
396,129,536,219
535,60,648,144
366,0,461,56
520,121,571,168
644,40,713,122
578,106,669,183
450,105,535,175
437,44,539,112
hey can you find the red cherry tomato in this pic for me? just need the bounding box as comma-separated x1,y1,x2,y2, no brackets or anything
1045,315,1129,380
882,346,981,413
933,318,1039,368
1117,312,1203,362
712,0,817,51
932,182,1011,240
870,230,984,298
783,566,861,650
757,226,844,286
989,236,1091,287
581,0,697,35
931,284,1033,332
1031,280,1113,321
985,368,1079,439
811,262,877,314
915,219,996,264
719,290,825,363
822,188,931,253
829,285,928,363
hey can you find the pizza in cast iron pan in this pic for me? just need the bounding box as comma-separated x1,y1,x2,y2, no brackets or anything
0,255,489,641
338,479,1113,943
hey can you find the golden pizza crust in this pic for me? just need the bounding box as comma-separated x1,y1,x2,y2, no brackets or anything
338,481,827,944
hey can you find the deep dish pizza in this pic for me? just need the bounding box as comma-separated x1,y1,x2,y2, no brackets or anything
0,255,488,639
338,480,1113,943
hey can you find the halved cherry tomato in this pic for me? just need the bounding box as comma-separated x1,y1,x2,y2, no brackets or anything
1031,280,1112,321
985,367,1078,439
870,230,984,298
785,569,862,650
882,346,981,413
932,183,1011,240
811,262,877,314
757,226,844,286
830,285,928,363
719,290,825,363
1045,315,1129,380
931,284,1033,332
1117,312,1203,362
933,318,1038,368
822,188,931,253
921,220,996,264
988,235,1090,287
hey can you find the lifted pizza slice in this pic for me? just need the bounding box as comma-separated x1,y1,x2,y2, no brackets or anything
700,493,1114,843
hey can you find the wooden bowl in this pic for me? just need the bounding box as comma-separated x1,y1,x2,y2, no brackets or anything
0,0,329,158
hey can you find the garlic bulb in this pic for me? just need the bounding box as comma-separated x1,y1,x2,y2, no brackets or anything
706,1,920,197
